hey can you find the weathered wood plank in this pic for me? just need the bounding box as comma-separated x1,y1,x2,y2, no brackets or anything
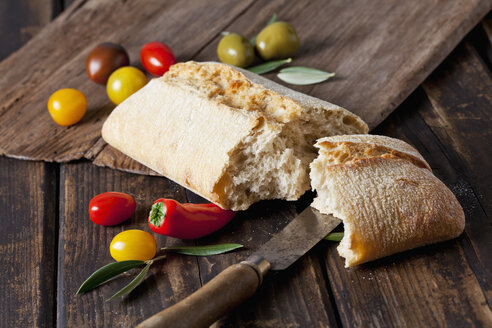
422,42,492,218
481,13,492,43
420,40,492,305
0,157,58,327
324,239,491,327
1,0,490,175
92,144,159,176
62,0,76,11
0,2,60,327
0,0,55,61
466,24,492,71
0,0,256,163
57,162,203,327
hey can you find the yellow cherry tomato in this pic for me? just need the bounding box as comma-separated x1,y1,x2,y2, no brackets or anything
110,230,157,262
47,88,87,126
106,66,147,105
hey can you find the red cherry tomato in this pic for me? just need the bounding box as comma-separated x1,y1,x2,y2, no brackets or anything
89,192,136,226
140,42,176,76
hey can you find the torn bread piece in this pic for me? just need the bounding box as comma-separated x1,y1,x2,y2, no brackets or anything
102,61,368,210
310,135,465,267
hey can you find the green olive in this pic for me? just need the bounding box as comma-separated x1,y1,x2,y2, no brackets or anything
217,33,255,68
255,22,300,60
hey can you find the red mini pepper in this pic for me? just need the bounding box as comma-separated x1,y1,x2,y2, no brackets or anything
148,199,236,239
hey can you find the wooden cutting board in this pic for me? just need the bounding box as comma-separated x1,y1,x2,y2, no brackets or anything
0,0,490,176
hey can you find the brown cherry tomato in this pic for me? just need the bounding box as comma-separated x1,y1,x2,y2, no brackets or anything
86,43,130,84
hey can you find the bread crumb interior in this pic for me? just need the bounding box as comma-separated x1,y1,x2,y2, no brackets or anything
165,62,368,210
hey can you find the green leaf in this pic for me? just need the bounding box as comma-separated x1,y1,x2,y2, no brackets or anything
106,262,152,301
77,260,145,294
277,66,335,85
250,13,277,45
324,232,344,242
149,201,165,227
162,243,243,256
247,58,292,74
279,66,331,74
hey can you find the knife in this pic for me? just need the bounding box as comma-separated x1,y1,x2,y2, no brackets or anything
137,206,341,328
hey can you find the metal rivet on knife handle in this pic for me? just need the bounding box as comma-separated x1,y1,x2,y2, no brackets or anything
241,254,271,285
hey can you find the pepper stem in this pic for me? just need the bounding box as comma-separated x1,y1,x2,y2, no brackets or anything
149,201,166,227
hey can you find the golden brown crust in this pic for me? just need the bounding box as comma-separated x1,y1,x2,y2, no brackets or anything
315,134,430,170
310,135,465,267
164,62,303,123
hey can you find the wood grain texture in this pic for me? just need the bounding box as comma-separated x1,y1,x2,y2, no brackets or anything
92,144,159,176
482,13,492,42
0,0,490,176
0,157,57,327
0,0,54,61
422,41,492,218
0,3,59,327
421,41,492,305
0,0,256,163
57,162,202,327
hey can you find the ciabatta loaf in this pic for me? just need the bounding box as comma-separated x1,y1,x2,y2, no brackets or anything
102,61,368,210
310,135,465,267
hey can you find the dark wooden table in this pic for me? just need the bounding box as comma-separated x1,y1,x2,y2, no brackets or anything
1,1,491,327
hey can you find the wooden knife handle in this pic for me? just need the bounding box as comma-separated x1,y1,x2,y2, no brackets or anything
137,257,270,328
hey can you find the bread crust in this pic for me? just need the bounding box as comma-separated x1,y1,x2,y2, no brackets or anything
102,61,368,210
310,135,465,267
315,134,431,170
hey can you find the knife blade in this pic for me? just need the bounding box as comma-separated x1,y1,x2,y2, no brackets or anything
137,206,341,328
252,206,342,270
